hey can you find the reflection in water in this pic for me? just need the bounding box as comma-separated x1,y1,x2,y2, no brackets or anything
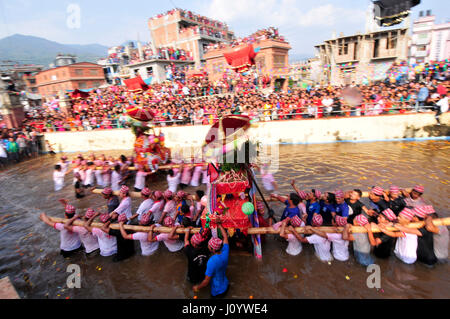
0,140,449,299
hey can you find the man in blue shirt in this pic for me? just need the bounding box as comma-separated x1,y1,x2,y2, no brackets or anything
304,192,321,226
334,196,349,218
193,222,229,298
270,193,301,221
418,83,429,109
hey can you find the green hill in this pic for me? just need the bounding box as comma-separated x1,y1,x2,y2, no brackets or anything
0,34,108,67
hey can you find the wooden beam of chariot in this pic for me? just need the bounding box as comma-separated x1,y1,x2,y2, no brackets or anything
46,217,450,235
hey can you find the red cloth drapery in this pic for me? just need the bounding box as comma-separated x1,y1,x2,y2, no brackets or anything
223,44,257,73
70,89,90,99
124,76,149,91
201,197,252,230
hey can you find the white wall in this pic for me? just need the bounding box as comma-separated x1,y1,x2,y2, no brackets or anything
44,112,450,153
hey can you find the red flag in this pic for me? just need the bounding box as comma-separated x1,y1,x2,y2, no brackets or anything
208,163,219,183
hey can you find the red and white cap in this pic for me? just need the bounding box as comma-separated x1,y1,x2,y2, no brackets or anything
399,208,415,221
65,205,76,215
381,208,396,221
119,185,129,195
99,213,110,223
355,214,369,226
389,185,400,195
208,237,223,251
424,205,435,214
413,206,428,218
191,233,204,247
102,187,113,195
371,186,385,196
413,185,424,194
163,216,174,227
335,215,347,226
290,215,302,227
164,190,173,198
314,189,322,199
118,213,128,223
85,208,96,219
140,213,151,225
153,191,163,200
334,190,344,200
141,187,151,196
312,214,323,226
297,190,308,200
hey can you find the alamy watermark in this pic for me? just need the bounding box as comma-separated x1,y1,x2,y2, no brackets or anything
66,264,81,288
366,264,381,289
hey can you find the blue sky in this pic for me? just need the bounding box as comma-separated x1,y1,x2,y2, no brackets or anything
0,0,448,57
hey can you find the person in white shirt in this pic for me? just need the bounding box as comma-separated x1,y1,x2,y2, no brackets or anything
308,216,349,262
278,216,304,256
148,191,165,224
129,187,154,224
190,165,203,187
321,96,334,117
84,162,95,188
435,94,449,125
393,208,423,264
148,217,184,252
84,212,117,257
201,166,208,184
0,143,7,167
53,164,68,192
58,156,71,174
110,185,132,222
167,169,181,193
296,215,333,262
39,204,82,258
134,165,151,192
119,213,159,256
63,209,100,255
159,190,177,224
111,165,122,192
94,160,104,187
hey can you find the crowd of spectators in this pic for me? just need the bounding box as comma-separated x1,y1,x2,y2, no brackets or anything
129,44,193,65
16,71,448,133
150,8,228,31
0,59,447,139
180,25,228,40
0,127,44,169
204,27,286,53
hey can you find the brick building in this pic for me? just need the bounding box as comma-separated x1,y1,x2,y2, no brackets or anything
204,38,291,91
315,28,409,85
35,62,106,98
148,9,234,67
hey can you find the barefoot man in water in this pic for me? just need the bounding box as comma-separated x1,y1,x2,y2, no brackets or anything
193,220,229,298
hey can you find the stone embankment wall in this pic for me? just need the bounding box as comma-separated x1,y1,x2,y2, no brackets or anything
44,113,450,153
